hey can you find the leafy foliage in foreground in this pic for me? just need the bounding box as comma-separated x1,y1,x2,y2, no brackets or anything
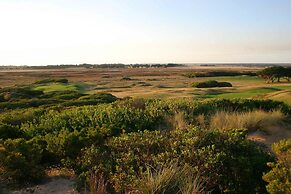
263,139,291,194
0,91,289,192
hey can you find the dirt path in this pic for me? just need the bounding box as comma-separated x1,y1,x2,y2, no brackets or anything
248,124,291,147
7,177,78,194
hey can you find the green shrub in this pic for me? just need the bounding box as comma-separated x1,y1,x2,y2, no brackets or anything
0,97,288,192
0,99,58,110
79,92,118,103
218,81,233,87
0,124,23,140
79,128,271,193
0,138,45,183
263,139,291,194
45,128,104,163
0,108,47,126
34,78,69,84
120,77,132,81
192,80,232,88
184,71,257,78
0,87,43,101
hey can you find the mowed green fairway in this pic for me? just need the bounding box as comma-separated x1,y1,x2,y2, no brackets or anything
34,83,86,93
205,87,280,98
192,76,291,104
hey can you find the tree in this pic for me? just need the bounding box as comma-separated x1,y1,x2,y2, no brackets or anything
284,67,291,82
259,66,289,83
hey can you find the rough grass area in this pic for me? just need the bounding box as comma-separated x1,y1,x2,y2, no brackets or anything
207,110,285,132
266,91,291,105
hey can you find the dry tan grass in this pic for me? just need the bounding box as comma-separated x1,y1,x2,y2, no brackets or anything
46,167,75,178
208,110,285,132
248,125,291,147
167,112,188,130
136,164,208,194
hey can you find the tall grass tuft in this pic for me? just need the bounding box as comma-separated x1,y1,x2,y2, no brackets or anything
136,164,208,194
166,112,188,130
208,110,285,132
88,172,108,194
179,166,208,194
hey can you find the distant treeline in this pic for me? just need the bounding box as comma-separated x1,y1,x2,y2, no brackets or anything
199,63,291,67
0,63,185,70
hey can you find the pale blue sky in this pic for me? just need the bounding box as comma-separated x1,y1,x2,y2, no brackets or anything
0,0,290,65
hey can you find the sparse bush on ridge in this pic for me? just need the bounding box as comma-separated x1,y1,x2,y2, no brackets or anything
34,78,69,84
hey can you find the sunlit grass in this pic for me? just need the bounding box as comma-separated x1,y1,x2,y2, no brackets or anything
34,83,85,93
208,110,285,132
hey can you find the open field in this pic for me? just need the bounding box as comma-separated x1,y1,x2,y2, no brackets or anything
1,65,291,104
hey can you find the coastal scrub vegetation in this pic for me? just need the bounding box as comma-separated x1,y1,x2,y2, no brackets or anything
0,77,290,193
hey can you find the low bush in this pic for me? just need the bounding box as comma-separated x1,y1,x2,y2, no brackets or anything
192,80,232,88
120,77,132,81
79,128,272,193
0,87,43,101
0,123,24,140
184,71,257,78
263,139,291,194
34,78,69,84
0,96,288,192
79,92,118,103
218,81,233,87
0,138,45,183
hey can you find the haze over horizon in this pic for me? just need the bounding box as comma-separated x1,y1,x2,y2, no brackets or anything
0,0,291,66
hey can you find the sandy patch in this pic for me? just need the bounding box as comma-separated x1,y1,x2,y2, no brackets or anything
10,177,78,194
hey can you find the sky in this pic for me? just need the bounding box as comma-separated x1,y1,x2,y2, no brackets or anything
0,0,291,65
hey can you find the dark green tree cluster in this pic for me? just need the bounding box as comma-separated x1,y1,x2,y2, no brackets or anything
192,80,232,88
258,66,291,83
184,71,256,78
